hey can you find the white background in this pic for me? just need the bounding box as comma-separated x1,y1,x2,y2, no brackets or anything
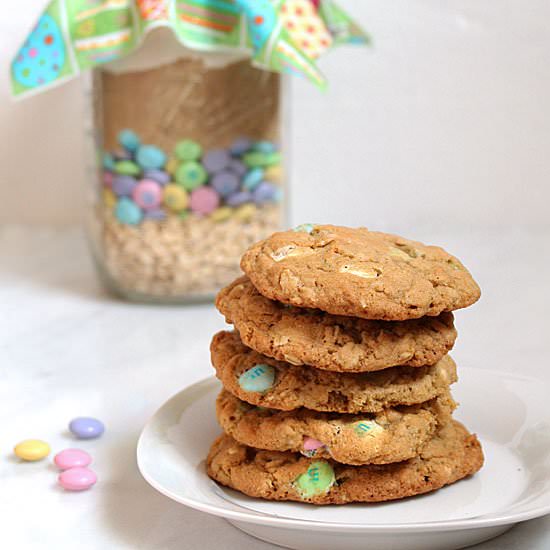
1,0,549,230
1,2,549,550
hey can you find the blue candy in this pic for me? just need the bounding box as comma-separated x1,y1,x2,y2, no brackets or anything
118,129,140,152
238,364,276,393
229,137,252,156
103,153,115,171
135,145,167,171
115,197,143,225
253,140,277,154
242,168,264,191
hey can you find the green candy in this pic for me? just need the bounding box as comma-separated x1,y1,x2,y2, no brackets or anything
293,223,315,234
294,461,335,498
175,161,207,191
175,139,202,162
243,151,281,168
114,160,141,177
238,364,275,393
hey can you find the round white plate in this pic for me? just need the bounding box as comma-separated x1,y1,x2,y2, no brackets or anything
137,368,550,550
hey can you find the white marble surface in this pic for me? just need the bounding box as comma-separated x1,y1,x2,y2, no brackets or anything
1,225,549,550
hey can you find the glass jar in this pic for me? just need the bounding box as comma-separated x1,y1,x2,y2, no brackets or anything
83,31,287,303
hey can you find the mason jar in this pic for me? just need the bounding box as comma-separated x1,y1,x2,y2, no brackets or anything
83,30,287,303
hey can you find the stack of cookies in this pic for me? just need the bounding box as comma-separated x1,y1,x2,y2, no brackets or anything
207,225,484,504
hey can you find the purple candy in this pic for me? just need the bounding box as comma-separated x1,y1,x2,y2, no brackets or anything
112,175,137,197
144,208,167,220
211,171,240,198
252,181,277,204
226,191,253,207
143,169,170,185
202,149,230,174
230,137,252,156
228,159,247,177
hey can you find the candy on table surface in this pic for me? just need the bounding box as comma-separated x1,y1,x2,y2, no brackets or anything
226,190,252,207
135,144,167,171
118,129,140,152
132,179,163,210
144,208,167,220
210,171,240,197
238,364,276,393
252,181,278,204
114,160,141,177
227,158,247,177
229,137,253,156
14,439,50,461
69,417,105,439
58,467,97,491
175,161,208,191
103,153,115,171
243,151,281,168
210,206,233,222
54,449,92,470
112,175,137,197
165,157,180,175
143,169,170,185
163,184,189,212
253,140,277,154
103,171,114,188
103,188,117,209
233,203,257,223
174,139,202,162
242,167,264,191
189,186,220,215
202,149,231,174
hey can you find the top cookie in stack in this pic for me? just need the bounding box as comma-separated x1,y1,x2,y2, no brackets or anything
207,224,483,505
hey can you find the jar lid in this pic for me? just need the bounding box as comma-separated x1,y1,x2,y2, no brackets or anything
10,0,368,98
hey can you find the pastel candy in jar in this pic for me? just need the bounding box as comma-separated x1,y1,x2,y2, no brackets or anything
210,171,239,198
226,191,252,207
118,129,140,152
175,161,207,191
190,186,220,215
135,144,166,171
229,137,252,156
175,139,202,162
112,175,137,197
132,179,162,210
115,197,143,225
242,168,264,191
202,149,230,174
143,169,170,185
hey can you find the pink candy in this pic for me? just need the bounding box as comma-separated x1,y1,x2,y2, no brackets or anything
54,448,92,470
132,179,162,210
189,186,220,215
303,437,324,451
58,467,97,491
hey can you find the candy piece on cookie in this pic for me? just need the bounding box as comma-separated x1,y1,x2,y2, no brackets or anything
240,225,481,320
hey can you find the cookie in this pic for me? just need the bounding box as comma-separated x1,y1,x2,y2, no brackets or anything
216,276,457,372
216,389,455,465
207,420,484,504
211,331,457,413
240,225,481,320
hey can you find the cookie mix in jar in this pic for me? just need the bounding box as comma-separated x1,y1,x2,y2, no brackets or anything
11,0,367,302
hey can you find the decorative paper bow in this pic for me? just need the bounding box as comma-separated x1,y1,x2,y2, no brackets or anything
11,0,368,97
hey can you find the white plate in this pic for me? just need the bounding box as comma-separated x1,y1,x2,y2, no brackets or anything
137,368,550,550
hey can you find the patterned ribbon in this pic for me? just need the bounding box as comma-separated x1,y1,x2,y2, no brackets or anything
10,0,368,97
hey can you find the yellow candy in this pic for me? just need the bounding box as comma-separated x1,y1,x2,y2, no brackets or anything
163,184,189,212
14,439,50,461
233,203,257,223
103,188,116,209
264,164,283,182
165,157,180,175
210,206,233,222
